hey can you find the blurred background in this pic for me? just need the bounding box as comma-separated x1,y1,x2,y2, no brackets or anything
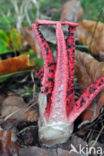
0,0,103,58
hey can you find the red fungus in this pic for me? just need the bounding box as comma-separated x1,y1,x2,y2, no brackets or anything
33,21,55,95
32,20,104,145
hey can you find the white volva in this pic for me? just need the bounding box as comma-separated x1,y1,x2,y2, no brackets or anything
38,93,74,145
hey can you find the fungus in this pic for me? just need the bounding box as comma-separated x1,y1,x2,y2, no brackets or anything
32,20,104,145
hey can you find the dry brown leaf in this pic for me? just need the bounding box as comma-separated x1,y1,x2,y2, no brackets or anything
0,55,35,76
38,24,57,44
75,50,104,121
22,26,41,58
76,20,104,55
1,95,39,123
0,129,18,155
26,109,39,122
1,95,28,121
60,0,83,22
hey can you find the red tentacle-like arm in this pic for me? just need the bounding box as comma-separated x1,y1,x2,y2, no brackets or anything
47,22,68,122
35,67,44,82
32,23,55,95
68,76,104,123
66,26,76,115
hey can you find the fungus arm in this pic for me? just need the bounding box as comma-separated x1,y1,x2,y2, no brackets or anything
68,76,104,123
32,22,55,94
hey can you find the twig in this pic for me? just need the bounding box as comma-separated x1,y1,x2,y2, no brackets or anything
31,0,40,19
89,8,104,50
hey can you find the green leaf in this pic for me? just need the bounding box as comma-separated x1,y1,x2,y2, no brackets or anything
18,87,33,96
29,49,44,67
0,30,11,54
33,57,44,67
10,28,23,51
21,49,44,67
0,70,32,83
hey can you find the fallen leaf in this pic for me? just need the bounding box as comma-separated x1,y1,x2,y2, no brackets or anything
0,30,11,54
26,109,39,122
60,0,83,22
0,28,25,55
76,20,104,55
37,24,57,44
10,28,23,51
0,128,18,155
0,55,35,76
1,94,39,123
1,95,28,121
22,26,41,58
75,50,104,121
